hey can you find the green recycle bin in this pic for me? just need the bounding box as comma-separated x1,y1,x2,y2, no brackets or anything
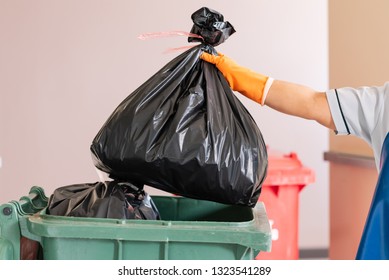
0,186,271,260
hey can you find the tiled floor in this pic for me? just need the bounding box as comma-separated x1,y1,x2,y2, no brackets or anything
299,249,329,260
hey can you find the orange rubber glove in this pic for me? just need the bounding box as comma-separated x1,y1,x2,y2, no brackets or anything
201,52,273,105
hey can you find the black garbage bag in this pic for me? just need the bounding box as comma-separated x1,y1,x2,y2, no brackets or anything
90,7,268,207
188,7,236,46
47,181,160,220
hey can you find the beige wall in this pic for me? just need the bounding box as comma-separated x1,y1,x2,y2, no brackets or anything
328,0,389,259
329,162,377,259
0,1,329,250
329,0,389,88
329,0,389,157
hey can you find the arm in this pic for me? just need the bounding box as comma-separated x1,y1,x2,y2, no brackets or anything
265,80,335,130
201,52,335,130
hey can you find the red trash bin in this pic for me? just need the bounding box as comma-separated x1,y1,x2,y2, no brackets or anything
256,149,315,260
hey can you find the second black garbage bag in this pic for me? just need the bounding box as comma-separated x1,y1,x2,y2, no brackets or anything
90,7,268,207
47,181,160,220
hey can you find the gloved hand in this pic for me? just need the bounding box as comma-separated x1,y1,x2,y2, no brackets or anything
201,52,273,105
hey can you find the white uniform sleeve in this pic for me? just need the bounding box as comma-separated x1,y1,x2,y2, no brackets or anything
326,83,387,146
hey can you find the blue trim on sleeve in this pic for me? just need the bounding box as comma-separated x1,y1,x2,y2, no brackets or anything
335,89,350,135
